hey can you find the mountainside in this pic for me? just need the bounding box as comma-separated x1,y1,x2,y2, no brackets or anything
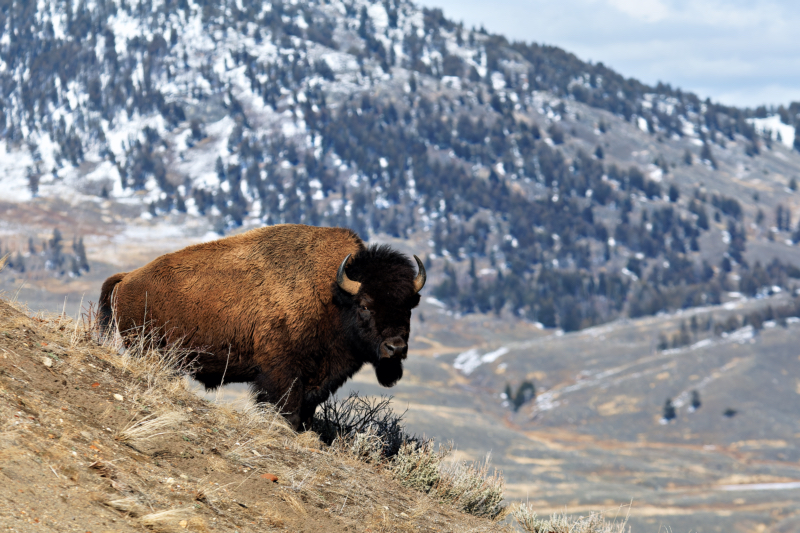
0,296,526,533
3,0,800,332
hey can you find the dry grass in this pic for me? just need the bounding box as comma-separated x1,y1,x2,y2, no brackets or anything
139,508,208,532
105,496,149,517
116,411,189,443
0,294,630,532
112,326,198,393
512,505,631,533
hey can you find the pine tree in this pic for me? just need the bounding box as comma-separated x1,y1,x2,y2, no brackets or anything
690,390,701,411
73,237,89,272
175,192,187,213
45,228,64,272
513,381,536,411
594,145,604,159
504,383,513,402
662,398,676,422
69,256,81,277
216,156,226,182
668,184,679,203
700,142,717,169
11,251,25,273
27,168,40,196
794,123,800,152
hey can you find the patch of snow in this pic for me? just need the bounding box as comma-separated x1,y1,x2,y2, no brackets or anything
441,76,461,90
453,346,509,375
367,3,389,31
425,297,446,308
720,482,800,492
748,115,795,149
453,349,480,374
535,391,560,411
690,338,714,350
722,325,754,343
490,72,505,90
481,347,509,364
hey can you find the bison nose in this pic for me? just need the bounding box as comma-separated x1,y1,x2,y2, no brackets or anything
381,337,408,358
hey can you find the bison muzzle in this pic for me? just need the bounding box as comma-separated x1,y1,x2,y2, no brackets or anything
97,224,425,430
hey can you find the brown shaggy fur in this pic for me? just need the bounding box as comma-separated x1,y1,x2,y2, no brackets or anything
98,224,422,429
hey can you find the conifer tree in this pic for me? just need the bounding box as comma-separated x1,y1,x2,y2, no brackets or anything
662,398,676,422
45,229,64,272
690,390,701,411
794,123,800,152
73,237,89,272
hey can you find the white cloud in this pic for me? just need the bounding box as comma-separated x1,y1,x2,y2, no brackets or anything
416,0,800,107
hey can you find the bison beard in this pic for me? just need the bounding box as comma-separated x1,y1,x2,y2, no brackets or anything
98,224,424,431
375,357,404,387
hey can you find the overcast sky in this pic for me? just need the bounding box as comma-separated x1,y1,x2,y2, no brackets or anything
415,0,800,109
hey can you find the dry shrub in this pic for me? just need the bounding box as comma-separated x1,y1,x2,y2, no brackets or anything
512,506,630,533
317,392,508,519
391,441,505,519
433,454,505,519
313,392,418,458
390,440,448,493
332,425,385,463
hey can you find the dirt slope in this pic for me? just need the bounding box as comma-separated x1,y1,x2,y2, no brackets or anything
0,298,509,533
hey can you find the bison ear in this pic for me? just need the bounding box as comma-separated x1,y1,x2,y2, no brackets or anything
412,255,426,293
337,254,361,295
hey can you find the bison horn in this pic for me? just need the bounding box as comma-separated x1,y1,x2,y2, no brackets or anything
413,255,426,293
337,254,361,295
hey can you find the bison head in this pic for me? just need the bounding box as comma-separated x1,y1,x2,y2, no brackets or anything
334,245,425,387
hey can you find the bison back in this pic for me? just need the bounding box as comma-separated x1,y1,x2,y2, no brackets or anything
112,224,364,363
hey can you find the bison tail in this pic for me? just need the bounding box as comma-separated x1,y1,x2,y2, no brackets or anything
97,272,127,338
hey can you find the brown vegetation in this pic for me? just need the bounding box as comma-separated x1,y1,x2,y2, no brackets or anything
0,294,516,532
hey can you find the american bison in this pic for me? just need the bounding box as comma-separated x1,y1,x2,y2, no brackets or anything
97,224,425,430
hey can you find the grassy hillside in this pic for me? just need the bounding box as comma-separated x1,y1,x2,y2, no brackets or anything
0,294,631,532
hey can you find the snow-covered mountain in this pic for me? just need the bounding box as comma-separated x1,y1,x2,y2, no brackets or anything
3,0,800,331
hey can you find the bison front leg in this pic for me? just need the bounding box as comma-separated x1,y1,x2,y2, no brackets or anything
252,373,305,431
